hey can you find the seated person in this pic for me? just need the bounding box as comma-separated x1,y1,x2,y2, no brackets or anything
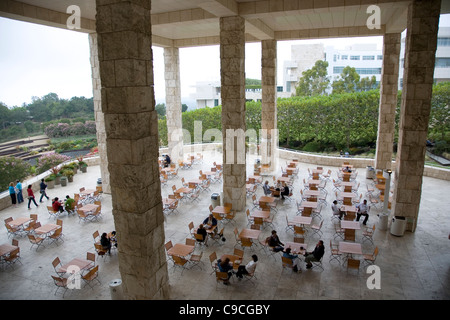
356,199,370,225
262,181,272,196
164,154,171,168
280,183,290,200
217,257,234,284
236,255,258,279
64,195,75,214
100,232,112,255
331,200,344,219
305,240,325,269
196,224,208,245
343,166,352,173
109,230,118,248
203,213,218,234
266,230,284,252
52,197,64,213
283,248,303,273
270,186,281,198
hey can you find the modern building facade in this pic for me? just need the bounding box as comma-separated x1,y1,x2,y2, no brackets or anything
0,0,447,300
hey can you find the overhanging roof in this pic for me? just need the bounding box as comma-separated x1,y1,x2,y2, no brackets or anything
1,0,449,47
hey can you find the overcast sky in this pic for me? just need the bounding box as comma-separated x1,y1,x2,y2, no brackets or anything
0,15,449,108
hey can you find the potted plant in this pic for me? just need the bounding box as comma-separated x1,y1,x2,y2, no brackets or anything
77,156,88,173
45,175,56,189
60,176,68,186
63,169,74,182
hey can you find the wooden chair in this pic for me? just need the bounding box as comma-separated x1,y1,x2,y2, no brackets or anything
329,240,341,264
215,271,230,287
82,265,101,288
209,252,218,275
51,275,69,297
310,220,324,237
164,240,174,263
28,234,45,251
86,252,96,269
294,225,307,238
3,247,22,269
94,243,109,261
363,246,379,267
185,238,196,246
48,228,64,246
188,222,195,238
362,224,376,244
52,257,65,276
347,258,360,273
281,256,294,272
172,255,190,274
93,230,100,245
344,229,356,242
254,217,264,230
189,251,204,270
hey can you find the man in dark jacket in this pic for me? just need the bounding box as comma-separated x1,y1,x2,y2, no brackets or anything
305,240,325,269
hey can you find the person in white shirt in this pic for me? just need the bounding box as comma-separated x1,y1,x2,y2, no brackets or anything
331,200,344,219
356,199,370,225
236,255,258,279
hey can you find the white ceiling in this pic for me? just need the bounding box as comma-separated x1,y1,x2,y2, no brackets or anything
3,0,450,47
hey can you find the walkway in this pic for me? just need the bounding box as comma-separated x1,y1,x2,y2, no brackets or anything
0,150,449,300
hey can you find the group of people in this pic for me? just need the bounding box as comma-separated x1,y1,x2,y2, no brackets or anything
217,254,258,285
331,199,371,224
262,180,290,200
266,230,325,272
8,178,52,210
100,231,118,255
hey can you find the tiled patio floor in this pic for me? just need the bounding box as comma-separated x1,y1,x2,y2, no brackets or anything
1,150,449,300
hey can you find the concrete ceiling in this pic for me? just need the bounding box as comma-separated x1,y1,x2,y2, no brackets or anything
1,0,449,47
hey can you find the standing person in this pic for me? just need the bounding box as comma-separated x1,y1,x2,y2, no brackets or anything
236,254,258,279
9,182,17,207
356,199,370,225
39,178,49,202
305,240,325,269
15,180,24,204
26,185,39,209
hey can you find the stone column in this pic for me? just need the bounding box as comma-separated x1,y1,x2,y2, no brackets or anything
392,0,441,232
375,33,401,171
95,0,168,299
164,47,183,163
89,33,110,194
261,39,278,170
220,16,246,211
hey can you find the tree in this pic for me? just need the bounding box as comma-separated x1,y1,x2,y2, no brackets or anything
295,60,330,97
358,76,378,92
182,104,188,112
332,66,360,94
155,103,166,119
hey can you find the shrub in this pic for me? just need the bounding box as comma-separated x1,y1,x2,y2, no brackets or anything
0,157,32,191
36,152,71,174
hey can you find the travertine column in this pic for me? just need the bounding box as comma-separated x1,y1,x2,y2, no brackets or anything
261,39,278,170
95,0,168,299
89,33,110,194
164,47,183,163
392,0,441,232
220,16,246,211
375,33,401,171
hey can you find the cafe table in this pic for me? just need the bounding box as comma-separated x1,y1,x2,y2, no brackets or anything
59,257,94,274
167,243,195,258
290,216,313,226
8,217,32,229
339,242,362,258
277,176,291,184
239,228,261,241
339,192,357,199
0,243,18,259
259,196,275,204
250,210,271,220
34,224,61,238
212,206,231,217
299,201,318,209
284,241,307,255
340,221,361,230
162,197,176,208
78,204,99,213
341,205,358,214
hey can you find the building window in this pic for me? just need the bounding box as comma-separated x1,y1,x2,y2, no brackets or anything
333,67,344,74
334,66,381,74
363,56,375,60
341,55,348,60
214,99,219,107
377,55,383,60
350,55,360,60
435,58,450,68
437,38,450,47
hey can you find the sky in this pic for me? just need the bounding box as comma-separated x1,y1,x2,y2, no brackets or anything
0,14,449,108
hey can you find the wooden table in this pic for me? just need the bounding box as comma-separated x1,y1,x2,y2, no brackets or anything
284,241,307,255
239,228,261,240
59,258,94,273
212,206,231,217
339,181,356,188
78,204,99,213
167,243,194,257
339,242,362,256
341,221,361,230
339,192,357,199
8,217,32,229
34,224,61,237
250,210,271,220
290,216,313,226
299,201,318,209
0,244,18,258
303,190,321,197
162,198,176,208
259,196,275,204
312,169,323,175
277,177,291,183
341,205,357,213
307,179,322,186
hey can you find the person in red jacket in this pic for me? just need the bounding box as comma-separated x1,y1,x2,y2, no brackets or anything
27,185,39,209
52,197,64,213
